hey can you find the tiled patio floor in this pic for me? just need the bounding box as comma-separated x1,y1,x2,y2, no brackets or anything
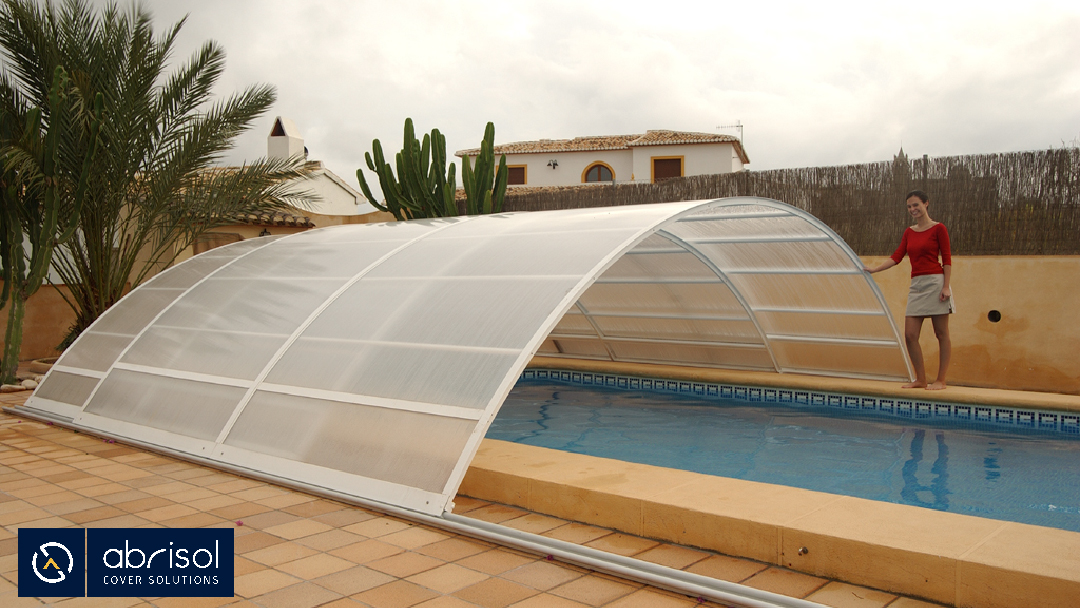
0,392,944,608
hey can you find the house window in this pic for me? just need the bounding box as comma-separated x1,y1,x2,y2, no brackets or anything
507,165,527,185
652,157,683,182
582,162,614,183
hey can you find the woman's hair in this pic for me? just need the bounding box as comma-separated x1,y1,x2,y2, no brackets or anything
906,189,929,203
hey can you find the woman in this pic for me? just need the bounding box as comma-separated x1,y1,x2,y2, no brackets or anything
864,190,954,390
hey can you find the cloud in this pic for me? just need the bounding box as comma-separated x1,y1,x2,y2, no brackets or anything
94,0,1080,188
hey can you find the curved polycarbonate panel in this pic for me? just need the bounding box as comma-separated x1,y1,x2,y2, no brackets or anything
24,197,912,516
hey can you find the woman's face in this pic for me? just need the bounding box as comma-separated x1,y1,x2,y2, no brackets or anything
906,196,928,220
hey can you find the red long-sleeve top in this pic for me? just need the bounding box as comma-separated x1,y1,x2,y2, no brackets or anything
889,223,952,277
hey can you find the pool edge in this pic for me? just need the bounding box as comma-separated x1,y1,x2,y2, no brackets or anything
461,438,1080,608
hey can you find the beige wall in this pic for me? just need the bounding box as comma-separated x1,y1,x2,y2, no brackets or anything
863,255,1080,395
0,283,77,362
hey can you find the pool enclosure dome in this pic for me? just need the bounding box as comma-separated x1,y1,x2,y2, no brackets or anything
25,197,912,515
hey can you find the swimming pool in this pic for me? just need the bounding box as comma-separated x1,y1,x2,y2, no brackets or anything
488,378,1080,532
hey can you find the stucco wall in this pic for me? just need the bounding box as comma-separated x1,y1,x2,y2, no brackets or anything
862,255,1080,395
631,142,740,182
0,284,77,361
472,150,634,187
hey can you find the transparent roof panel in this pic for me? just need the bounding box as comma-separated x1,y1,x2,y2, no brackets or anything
25,198,911,516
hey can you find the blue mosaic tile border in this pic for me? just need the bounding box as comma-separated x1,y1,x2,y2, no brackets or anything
520,369,1080,438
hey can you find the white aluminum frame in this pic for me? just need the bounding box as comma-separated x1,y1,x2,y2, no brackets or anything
23,197,913,517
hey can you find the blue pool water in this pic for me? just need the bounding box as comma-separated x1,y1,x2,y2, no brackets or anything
487,380,1080,532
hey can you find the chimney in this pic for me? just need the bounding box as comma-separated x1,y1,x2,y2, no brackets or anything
268,116,305,160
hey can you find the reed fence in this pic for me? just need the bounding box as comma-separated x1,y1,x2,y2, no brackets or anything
500,148,1080,255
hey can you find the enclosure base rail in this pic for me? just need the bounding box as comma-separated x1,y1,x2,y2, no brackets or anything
5,405,826,608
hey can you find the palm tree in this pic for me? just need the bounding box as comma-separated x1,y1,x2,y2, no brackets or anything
0,0,315,349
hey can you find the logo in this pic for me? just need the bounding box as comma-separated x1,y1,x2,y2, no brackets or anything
19,528,85,597
20,527,233,598
33,541,73,583
87,528,233,597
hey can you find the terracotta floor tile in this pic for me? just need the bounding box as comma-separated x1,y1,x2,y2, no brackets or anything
499,513,565,535
82,513,153,528
230,486,291,501
138,503,198,522
805,581,897,608
317,599,370,608
43,497,104,516
407,562,491,594
91,488,152,503
153,595,239,608
885,598,949,608
160,487,220,503
609,588,704,607
235,555,267,577
379,527,451,550
583,534,658,557
344,516,413,539
113,496,174,513
0,507,51,525
282,499,348,518
237,510,302,530
158,512,229,528
367,551,444,578
7,483,64,499
416,537,491,562
330,539,406,565
264,518,334,540
245,541,320,567
206,478,265,494
742,567,828,599
413,596,482,608
354,580,439,608
549,574,639,607
186,494,245,512
455,549,535,576
508,594,590,608
234,568,302,598
57,476,112,491
684,554,768,583
464,504,528,524
314,565,395,596
60,504,125,524
450,496,489,513
234,531,286,554
257,493,318,509
296,529,365,552
209,501,274,521
25,490,84,509
510,559,588,592
452,577,537,608
13,515,75,528
276,553,355,579
633,544,709,570
313,508,377,528
254,581,341,608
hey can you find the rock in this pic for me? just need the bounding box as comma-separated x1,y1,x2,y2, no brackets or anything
1,384,25,392
34,375,46,382
21,379,38,389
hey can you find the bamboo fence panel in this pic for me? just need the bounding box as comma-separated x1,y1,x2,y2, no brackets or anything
500,148,1080,255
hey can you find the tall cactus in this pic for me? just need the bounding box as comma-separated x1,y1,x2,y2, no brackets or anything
461,122,508,215
356,118,457,221
0,67,102,383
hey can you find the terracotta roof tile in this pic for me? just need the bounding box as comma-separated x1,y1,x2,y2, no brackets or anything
456,130,748,163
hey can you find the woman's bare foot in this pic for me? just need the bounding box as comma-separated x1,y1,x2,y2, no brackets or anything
927,381,947,390
902,381,927,389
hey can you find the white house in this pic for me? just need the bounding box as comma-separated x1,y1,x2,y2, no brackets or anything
455,130,749,188
267,117,379,220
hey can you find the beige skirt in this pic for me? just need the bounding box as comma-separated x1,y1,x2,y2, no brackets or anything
906,274,955,317
907,273,959,317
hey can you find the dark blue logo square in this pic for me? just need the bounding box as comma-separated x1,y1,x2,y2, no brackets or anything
87,528,233,597
18,528,85,598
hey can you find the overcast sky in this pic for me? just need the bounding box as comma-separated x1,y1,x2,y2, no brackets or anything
106,0,1080,186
